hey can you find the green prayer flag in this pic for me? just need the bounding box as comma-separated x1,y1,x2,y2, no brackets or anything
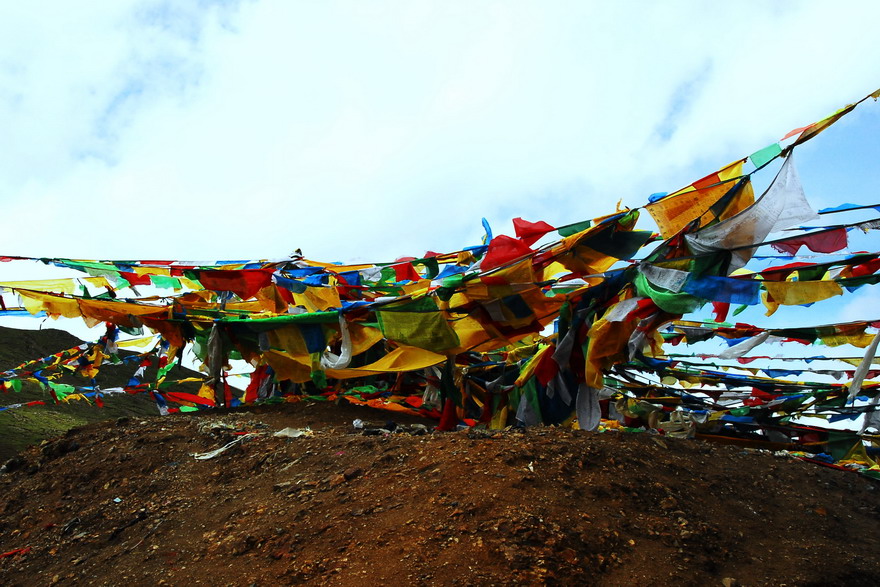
150,275,181,289
310,367,327,389
379,266,397,284
377,297,460,352
421,258,440,280
436,273,465,302
634,272,704,314
158,359,178,380
558,220,592,237
48,381,76,400
441,274,465,289
749,143,782,169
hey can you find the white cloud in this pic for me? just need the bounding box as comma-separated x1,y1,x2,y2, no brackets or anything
1,0,880,265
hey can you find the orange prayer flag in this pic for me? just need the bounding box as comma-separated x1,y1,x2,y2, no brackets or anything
646,160,746,238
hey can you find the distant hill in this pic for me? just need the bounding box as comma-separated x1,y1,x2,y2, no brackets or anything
0,326,199,461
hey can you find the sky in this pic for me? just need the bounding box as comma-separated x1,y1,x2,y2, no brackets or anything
2,1,880,342
2,0,880,266
0,1,879,424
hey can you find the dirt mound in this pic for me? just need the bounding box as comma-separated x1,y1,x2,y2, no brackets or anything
1,401,879,586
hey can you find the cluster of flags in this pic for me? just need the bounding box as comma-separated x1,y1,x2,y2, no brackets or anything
2,88,880,469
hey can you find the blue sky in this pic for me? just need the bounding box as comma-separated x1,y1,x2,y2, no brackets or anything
2,1,880,265
1,1,880,407
2,2,880,326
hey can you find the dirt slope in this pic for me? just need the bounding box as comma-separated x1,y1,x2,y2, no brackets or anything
1,400,879,586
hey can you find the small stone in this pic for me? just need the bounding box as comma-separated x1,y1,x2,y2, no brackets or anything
560,548,578,565
660,497,677,510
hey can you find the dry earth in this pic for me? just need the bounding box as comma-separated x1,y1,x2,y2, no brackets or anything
1,401,879,586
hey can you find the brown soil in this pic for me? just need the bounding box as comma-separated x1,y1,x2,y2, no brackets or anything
2,401,879,586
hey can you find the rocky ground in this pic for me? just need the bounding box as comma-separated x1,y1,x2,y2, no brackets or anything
1,400,879,586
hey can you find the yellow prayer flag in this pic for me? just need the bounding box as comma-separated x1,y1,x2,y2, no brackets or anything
647,160,747,238
18,290,82,319
761,280,843,316
292,286,341,312
0,279,77,294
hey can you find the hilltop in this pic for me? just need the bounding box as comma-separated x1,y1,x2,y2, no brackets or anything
1,327,880,585
1,400,879,586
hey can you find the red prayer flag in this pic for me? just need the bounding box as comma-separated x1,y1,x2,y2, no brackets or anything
760,262,815,281
437,398,459,431
481,235,534,272
119,272,152,286
198,269,273,299
692,171,722,190
781,124,814,141
712,301,730,323
245,364,269,404
512,217,555,246
770,228,848,256
164,391,216,407
391,262,421,282
852,258,880,278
